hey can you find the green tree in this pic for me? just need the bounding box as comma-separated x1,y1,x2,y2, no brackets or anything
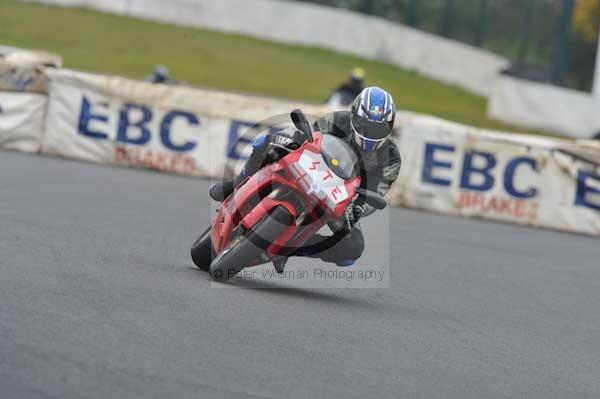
573,0,600,42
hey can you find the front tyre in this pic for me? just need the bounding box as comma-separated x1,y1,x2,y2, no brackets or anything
209,206,293,282
191,227,215,271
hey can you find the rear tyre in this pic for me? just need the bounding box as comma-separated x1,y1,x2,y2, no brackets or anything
191,227,215,271
209,206,293,282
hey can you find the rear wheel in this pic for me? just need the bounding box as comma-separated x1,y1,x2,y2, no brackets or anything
209,206,293,282
190,227,215,271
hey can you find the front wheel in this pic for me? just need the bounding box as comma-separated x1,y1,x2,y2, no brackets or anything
209,206,293,282
191,227,215,271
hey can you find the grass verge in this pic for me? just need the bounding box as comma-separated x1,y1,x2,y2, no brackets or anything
0,0,550,135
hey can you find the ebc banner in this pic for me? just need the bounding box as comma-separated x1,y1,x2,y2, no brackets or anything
391,116,600,236
42,69,229,177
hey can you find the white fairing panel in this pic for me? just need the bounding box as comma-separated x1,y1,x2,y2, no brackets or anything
297,150,348,204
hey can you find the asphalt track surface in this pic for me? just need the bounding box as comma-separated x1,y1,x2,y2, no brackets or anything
2,150,600,399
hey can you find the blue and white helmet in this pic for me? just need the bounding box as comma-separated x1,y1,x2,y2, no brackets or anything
350,87,395,151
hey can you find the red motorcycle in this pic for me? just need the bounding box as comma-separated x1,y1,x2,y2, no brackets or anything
191,110,386,282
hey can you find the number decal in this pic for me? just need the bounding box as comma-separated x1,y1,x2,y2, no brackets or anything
322,170,334,181
296,150,348,205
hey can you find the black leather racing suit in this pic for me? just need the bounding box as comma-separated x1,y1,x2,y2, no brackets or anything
242,111,401,265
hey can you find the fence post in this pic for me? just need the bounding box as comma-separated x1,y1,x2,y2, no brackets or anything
551,0,575,85
360,0,374,14
517,0,535,63
440,0,454,37
406,0,418,27
593,22,600,97
474,0,488,46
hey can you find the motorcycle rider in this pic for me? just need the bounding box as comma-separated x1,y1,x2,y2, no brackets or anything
210,87,401,267
326,67,366,107
146,65,178,85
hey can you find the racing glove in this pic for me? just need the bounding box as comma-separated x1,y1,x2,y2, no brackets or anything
346,203,364,228
268,127,306,150
329,203,364,233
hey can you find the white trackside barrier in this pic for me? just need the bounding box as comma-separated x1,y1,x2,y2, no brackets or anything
1,46,62,94
24,0,507,97
0,91,47,152
488,75,600,139
390,115,600,236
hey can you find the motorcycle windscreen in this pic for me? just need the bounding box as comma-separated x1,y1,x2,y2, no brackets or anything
319,134,359,180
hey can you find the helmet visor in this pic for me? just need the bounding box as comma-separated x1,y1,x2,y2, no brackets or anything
351,114,391,139
351,118,389,151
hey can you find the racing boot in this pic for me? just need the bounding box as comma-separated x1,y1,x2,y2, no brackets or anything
272,256,288,274
209,179,236,202
209,165,258,202
209,138,273,202
210,129,300,202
